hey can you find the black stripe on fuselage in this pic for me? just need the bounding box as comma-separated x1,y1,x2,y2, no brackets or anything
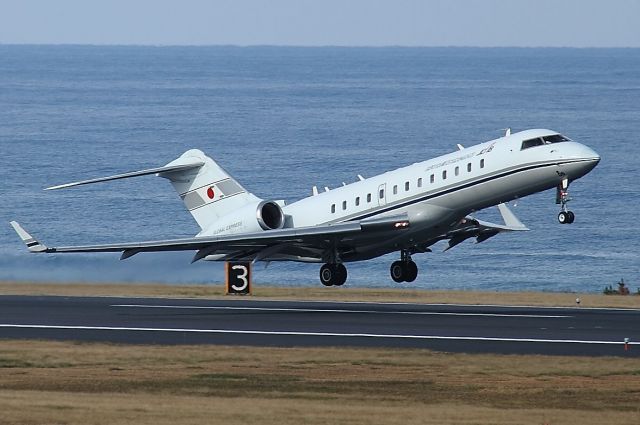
344,159,583,223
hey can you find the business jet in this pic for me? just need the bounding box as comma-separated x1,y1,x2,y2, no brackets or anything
11,128,599,286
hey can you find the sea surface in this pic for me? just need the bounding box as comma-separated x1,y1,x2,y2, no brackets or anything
1,46,639,292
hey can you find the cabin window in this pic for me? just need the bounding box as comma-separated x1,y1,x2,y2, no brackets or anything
521,137,545,150
455,166,459,176
417,178,422,188
467,163,472,172
393,185,398,195
442,170,447,180
342,200,347,210
331,204,335,214
405,181,410,191
480,159,485,168
430,174,435,183
379,189,384,199
355,196,360,206
367,193,372,203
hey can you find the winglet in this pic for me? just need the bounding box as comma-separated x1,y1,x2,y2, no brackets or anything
9,221,48,252
497,203,528,230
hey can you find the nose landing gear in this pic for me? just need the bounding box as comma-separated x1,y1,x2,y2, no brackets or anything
390,250,418,283
556,178,575,224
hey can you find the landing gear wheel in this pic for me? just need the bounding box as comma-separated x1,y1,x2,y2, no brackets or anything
404,261,418,282
566,211,575,224
390,261,405,283
320,264,335,286
390,259,419,283
558,211,575,225
334,263,347,286
320,263,348,286
558,211,568,224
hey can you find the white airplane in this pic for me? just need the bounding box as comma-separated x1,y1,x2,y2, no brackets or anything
11,128,599,286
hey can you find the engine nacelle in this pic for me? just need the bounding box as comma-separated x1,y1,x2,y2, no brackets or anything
255,200,286,231
200,200,286,236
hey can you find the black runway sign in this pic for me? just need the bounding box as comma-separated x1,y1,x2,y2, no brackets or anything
225,262,252,295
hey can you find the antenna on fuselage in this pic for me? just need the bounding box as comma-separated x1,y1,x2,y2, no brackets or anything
357,174,365,181
312,186,319,196
503,127,511,137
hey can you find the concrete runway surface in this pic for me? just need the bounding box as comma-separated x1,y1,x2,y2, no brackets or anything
0,295,638,356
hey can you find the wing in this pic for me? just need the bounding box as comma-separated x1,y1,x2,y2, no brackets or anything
10,214,411,263
412,203,529,253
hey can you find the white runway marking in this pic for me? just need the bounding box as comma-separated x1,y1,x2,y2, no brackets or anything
0,323,633,346
110,304,570,319
41,293,640,312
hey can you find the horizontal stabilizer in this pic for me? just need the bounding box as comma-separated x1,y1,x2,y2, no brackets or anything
45,161,204,190
9,221,48,252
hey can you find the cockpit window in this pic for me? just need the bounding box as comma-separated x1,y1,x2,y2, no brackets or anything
542,134,571,144
521,138,544,150
521,134,571,150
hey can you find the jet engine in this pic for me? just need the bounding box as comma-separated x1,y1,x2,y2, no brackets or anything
201,200,286,236
255,200,286,230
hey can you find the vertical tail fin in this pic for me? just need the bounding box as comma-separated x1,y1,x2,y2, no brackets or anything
160,150,260,231
45,149,261,232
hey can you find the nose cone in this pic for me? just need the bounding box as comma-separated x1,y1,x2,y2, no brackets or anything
577,144,601,163
578,144,600,172
566,143,600,178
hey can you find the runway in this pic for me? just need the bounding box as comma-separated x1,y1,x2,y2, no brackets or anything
0,295,638,356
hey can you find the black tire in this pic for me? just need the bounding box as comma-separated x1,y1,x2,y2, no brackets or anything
334,263,347,286
320,264,334,286
404,261,418,282
558,211,568,224
566,211,575,224
390,261,405,283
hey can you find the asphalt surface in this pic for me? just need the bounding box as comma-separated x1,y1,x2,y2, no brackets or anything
0,295,638,356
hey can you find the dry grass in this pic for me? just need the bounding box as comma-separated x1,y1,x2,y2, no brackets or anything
1,280,640,309
0,340,639,424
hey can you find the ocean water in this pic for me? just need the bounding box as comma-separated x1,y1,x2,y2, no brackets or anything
1,46,639,292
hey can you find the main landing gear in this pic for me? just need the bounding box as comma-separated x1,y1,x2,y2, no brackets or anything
318,251,420,286
319,263,347,286
556,178,575,224
390,250,418,283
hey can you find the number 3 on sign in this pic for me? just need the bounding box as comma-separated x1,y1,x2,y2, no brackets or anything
231,265,248,291
226,262,252,295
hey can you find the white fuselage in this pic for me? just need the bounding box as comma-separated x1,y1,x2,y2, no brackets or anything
281,129,599,261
